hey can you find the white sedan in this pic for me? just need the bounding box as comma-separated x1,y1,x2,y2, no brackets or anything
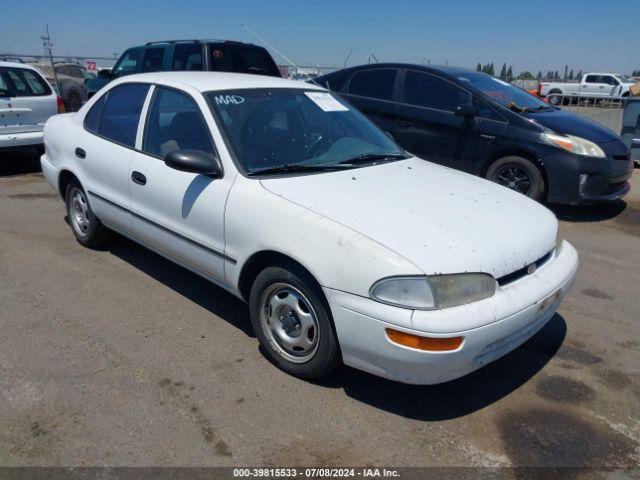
41,72,579,384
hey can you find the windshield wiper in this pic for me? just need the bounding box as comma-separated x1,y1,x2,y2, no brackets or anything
507,101,529,113
246,163,352,176
337,152,408,166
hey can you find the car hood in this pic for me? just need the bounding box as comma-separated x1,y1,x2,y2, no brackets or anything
525,108,619,143
260,157,557,279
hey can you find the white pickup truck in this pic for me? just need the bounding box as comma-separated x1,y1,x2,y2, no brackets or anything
538,73,635,104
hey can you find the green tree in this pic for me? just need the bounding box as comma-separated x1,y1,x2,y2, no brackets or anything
507,65,513,80
489,63,495,76
537,71,542,80
476,63,482,72
500,63,507,79
519,71,534,80
569,69,574,80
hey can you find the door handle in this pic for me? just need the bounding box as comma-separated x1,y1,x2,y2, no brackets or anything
75,147,86,159
396,119,414,129
131,171,147,186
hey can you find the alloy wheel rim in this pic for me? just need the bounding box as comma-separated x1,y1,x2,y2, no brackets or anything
259,283,320,363
70,189,90,237
494,165,532,194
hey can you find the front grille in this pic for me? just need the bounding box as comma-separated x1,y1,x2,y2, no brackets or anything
604,181,627,195
612,153,630,161
498,251,553,286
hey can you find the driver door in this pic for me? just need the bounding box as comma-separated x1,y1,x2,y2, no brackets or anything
129,85,235,284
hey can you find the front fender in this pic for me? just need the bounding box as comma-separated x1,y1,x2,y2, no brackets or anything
224,176,422,298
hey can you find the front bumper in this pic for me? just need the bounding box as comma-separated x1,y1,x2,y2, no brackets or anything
545,147,633,205
324,241,578,385
0,130,44,150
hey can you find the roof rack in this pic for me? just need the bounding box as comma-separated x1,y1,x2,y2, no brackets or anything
144,39,255,46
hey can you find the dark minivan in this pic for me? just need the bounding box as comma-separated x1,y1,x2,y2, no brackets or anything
86,39,281,98
316,64,633,205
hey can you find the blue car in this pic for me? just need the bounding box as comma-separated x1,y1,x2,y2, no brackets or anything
315,64,633,205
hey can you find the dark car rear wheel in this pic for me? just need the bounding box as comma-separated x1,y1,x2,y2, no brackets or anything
486,156,545,201
65,91,84,112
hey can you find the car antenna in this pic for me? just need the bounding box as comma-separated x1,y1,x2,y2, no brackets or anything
240,24,321,87
344,49,353,68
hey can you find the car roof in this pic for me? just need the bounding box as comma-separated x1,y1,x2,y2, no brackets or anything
112,71,325,93
0,61,40,71
334,63,481,76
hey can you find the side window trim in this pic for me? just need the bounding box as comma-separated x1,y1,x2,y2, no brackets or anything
140,85,220,162
398,69,471,113
135,85,156,149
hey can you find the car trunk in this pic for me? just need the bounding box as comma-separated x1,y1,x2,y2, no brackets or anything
0,66,58,135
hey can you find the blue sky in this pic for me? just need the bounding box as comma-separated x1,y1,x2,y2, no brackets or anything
2,0,637,74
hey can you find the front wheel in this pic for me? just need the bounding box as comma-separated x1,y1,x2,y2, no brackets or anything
485,156,545,201
249,265,341,379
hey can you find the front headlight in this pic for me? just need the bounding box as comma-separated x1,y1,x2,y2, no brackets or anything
370,274,496,310
542,133,606,158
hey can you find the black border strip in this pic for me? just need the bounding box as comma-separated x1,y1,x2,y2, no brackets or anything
87,190,236,264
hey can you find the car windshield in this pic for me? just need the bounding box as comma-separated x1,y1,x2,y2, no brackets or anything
616,75,633,83
458,72,550,111
206,88,405,175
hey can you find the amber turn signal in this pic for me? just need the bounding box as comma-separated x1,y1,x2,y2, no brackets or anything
386,328,463,352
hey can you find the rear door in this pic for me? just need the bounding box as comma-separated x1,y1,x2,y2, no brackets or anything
340,67,400,136
393,69,478,170
0,66,57,135
140,47,167,73
582,75,608,97
171,43,204,71
79,83,150,231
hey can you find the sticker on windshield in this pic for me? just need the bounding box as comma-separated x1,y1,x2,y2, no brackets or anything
304,92,349,112
214,94,245,106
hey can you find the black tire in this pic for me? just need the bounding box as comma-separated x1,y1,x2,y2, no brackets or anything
547,91,563,106
65,91,83,112
65,179,110,247
485,156,545,201
249,264,341,379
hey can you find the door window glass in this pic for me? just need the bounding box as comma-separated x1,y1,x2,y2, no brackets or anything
143,87,213,157
141,48,165,72
348,69,397,101
403,71,469,111
97,84,150,147
172,44,203,71
113,48,142,75
473,97,502,121
585,75,598,83
84,93,107,133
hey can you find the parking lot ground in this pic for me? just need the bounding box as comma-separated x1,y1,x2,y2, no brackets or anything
0,150,639,469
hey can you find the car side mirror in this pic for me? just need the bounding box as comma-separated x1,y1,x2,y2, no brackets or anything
98,69,112,79
164,149,223,177
454,103,476,119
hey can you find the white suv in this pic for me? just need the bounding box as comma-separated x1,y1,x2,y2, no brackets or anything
0,61,60,152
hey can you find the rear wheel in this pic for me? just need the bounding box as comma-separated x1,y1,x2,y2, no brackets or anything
249,264,340,379
485,156,545,201
65,91,83,112
65,180,110,247
547,91,563,106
